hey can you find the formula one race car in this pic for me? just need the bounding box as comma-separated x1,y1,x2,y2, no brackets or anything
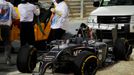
17,22,132,75
36,23,132,75
17,23,104,75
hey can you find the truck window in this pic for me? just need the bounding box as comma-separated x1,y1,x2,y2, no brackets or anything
101,0,134,6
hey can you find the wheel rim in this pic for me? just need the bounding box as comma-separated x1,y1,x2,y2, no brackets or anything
81,56,98,75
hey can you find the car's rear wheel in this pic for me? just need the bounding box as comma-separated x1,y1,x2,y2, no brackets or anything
113,38,132,60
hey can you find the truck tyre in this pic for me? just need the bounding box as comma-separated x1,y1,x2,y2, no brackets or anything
113,38,132,60
74,51,98,75
17,45,37,73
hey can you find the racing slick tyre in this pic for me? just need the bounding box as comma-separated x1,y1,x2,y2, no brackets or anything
74,51,98,75
113,38,132,60
17,45,37,73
